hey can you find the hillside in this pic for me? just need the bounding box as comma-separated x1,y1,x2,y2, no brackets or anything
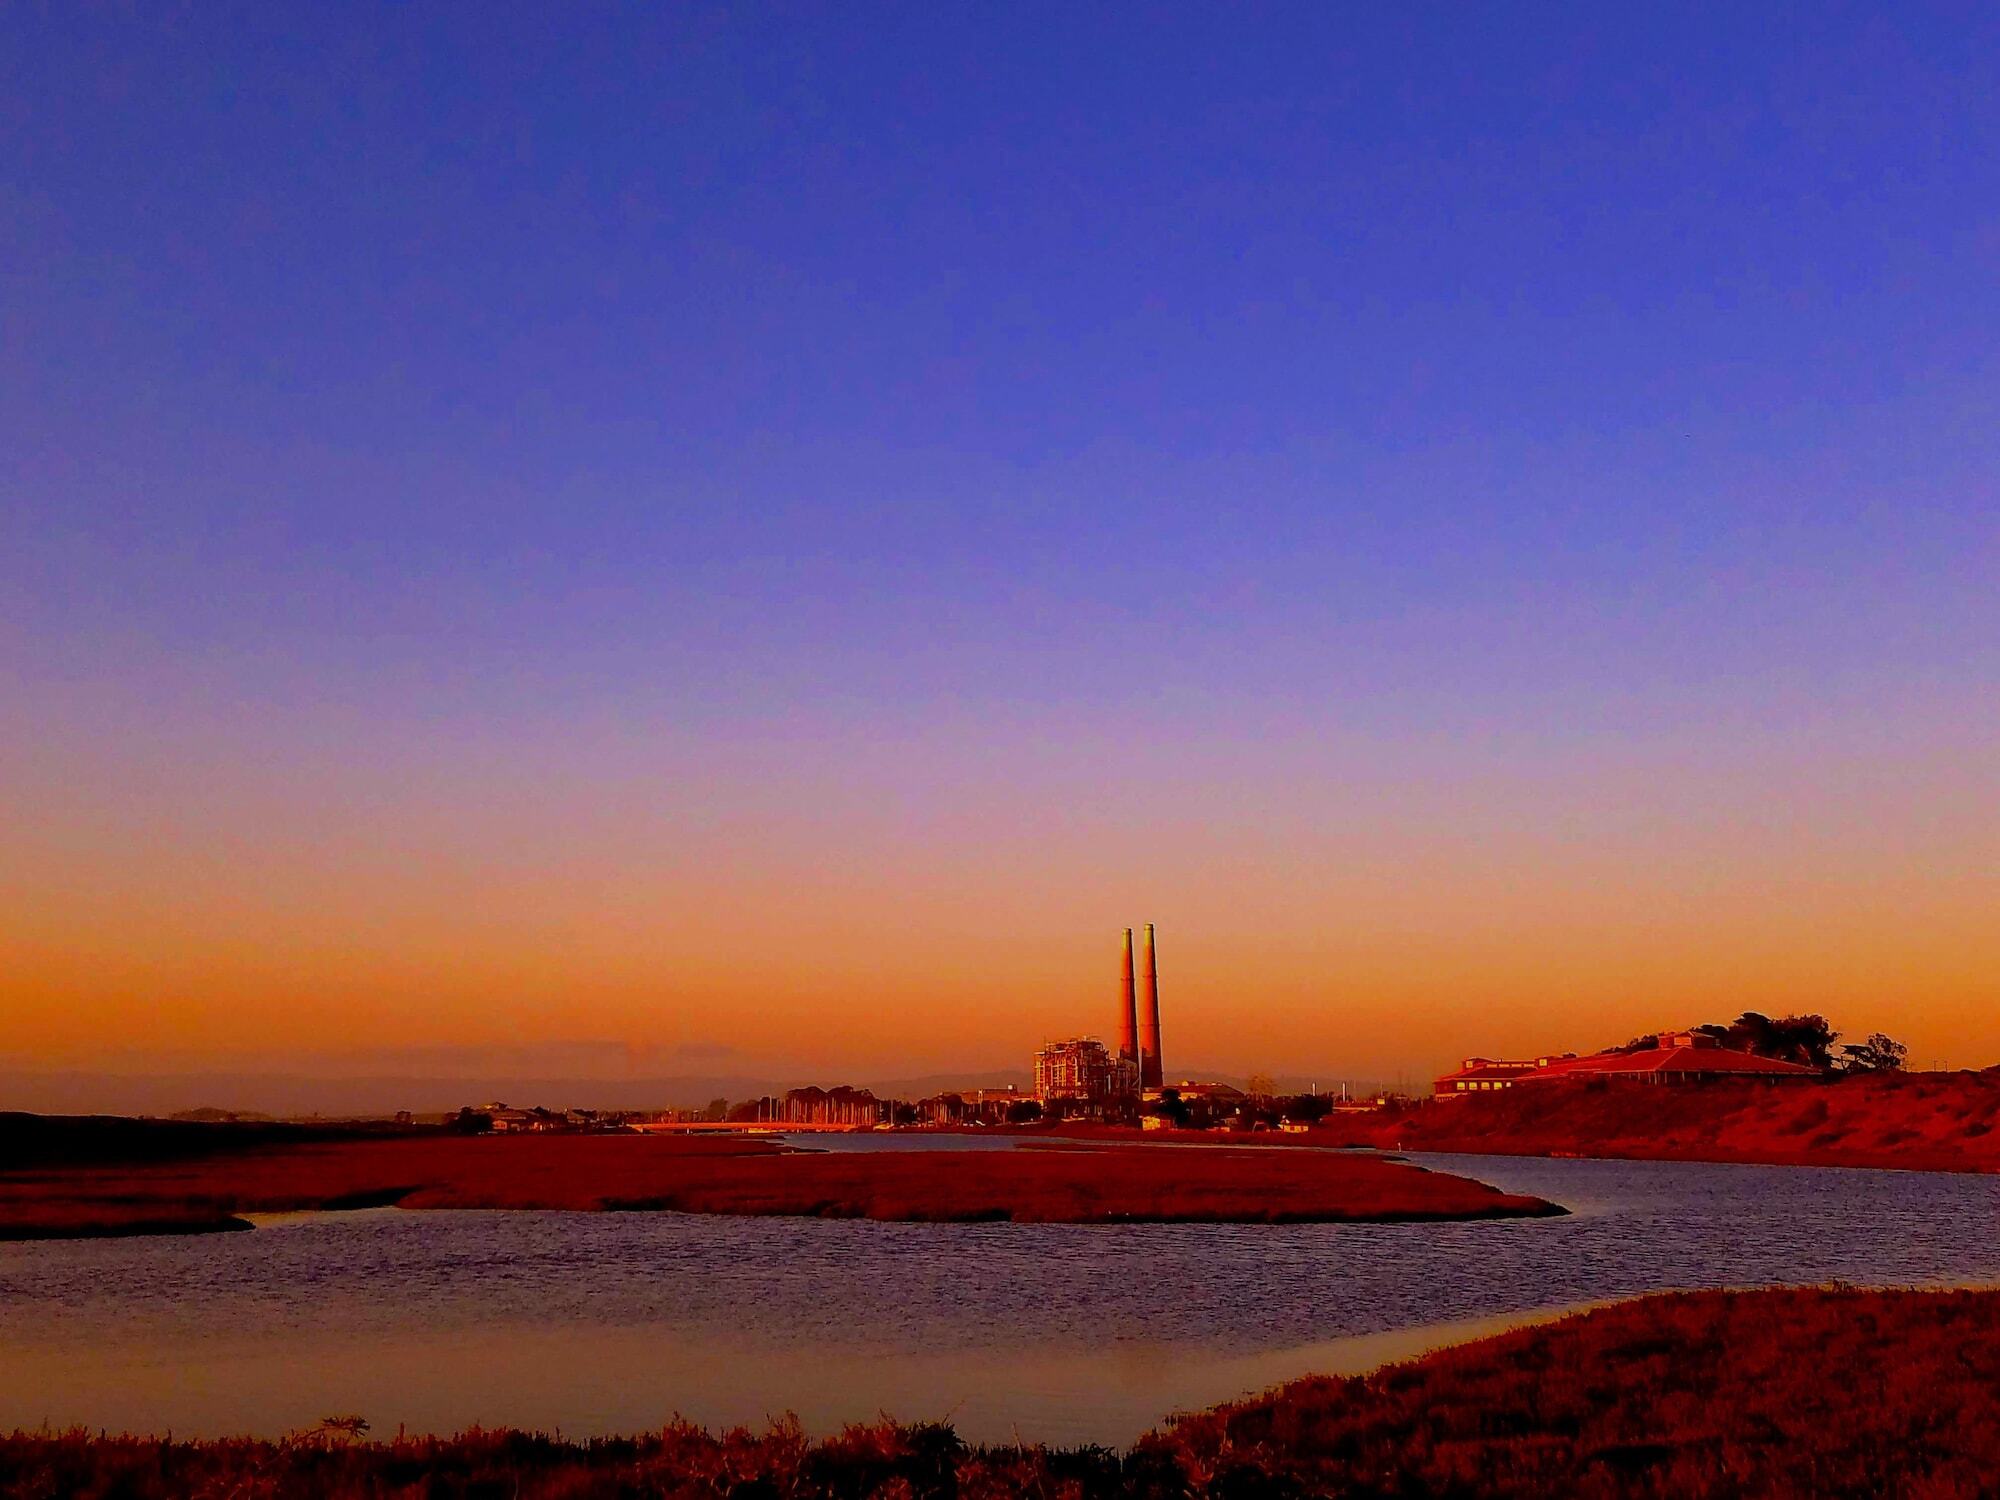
1316,1069,2000,1171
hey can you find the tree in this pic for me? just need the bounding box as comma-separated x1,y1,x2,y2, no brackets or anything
1624,1014,1850,1071
1232,1095,1280,1129
1283,1094,1333,1124
1004,1099,1043,1125
302,1416,370,1449
1727,1012,1839,1070
1839,1033,1908,1073
447,1107,491,1134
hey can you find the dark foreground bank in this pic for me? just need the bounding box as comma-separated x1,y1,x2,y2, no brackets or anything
4,1287,1994,1498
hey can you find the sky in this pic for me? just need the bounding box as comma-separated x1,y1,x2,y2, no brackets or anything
3,2,1996,1099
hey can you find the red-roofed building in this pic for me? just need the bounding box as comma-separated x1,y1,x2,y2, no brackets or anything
1434,1032,1816,1098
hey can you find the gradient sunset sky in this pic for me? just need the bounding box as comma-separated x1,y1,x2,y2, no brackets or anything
4,4,1996,1092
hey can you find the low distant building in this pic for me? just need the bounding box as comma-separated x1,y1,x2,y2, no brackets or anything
914,1086,1041,1126
1161,1080,1246,1105
961,1086,1038,1122
1328,1096,1395,1114
960,1086,1033,1109
1435,1032,1816,1098
483,1105,575,1132
1434,1057,1559,1097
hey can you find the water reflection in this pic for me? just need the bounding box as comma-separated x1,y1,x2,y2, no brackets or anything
2,1154,1995,1446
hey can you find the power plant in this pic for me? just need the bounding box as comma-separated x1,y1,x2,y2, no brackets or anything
1034,924,1163,1107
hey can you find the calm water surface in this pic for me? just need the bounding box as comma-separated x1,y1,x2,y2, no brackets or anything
3,1147,1996,1446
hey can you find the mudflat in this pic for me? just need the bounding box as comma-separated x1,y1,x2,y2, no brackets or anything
0,1126,1559,1238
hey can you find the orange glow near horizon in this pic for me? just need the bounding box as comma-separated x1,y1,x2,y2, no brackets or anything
5,684,1994,1086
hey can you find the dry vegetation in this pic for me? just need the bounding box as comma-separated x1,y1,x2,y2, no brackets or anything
1148,1285,2000,1497
1313,1070,2000,1171
0,1125,1557,1239
4,1287,1993,1497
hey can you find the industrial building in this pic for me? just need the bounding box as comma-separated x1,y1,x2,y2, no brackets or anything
1033,1037,1128,1104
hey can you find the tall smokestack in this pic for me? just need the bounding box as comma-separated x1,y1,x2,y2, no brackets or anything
1118,928,1139,1063
1138,922,1163,1089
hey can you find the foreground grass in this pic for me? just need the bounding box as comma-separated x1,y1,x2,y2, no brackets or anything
4,1288,1995,1497
0,1127,1558,1238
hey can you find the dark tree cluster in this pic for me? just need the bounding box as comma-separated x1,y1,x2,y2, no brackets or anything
1621,1012,1906,1074
1142,1088,1371,1133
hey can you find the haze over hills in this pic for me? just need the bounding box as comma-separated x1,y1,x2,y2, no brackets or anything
0,1068,1043,1119
0,1066,1421,1119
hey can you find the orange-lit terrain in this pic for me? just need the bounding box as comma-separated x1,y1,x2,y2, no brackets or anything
1144,1286,2000,1497
1311,1070,2000,1171
5,1287,1991,1498
0,1123,1559,1238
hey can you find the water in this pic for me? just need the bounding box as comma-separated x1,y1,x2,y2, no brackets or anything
2,1152,1995,1447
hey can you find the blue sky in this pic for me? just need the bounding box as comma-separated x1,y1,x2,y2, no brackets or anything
11,4,1995,646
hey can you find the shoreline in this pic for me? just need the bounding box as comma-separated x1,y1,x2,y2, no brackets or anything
0,1131,1562,1241
6,1286,1993,1496
1017,1121,2000,1175
937,1071,2000,1176
1304,1071,2000,1174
